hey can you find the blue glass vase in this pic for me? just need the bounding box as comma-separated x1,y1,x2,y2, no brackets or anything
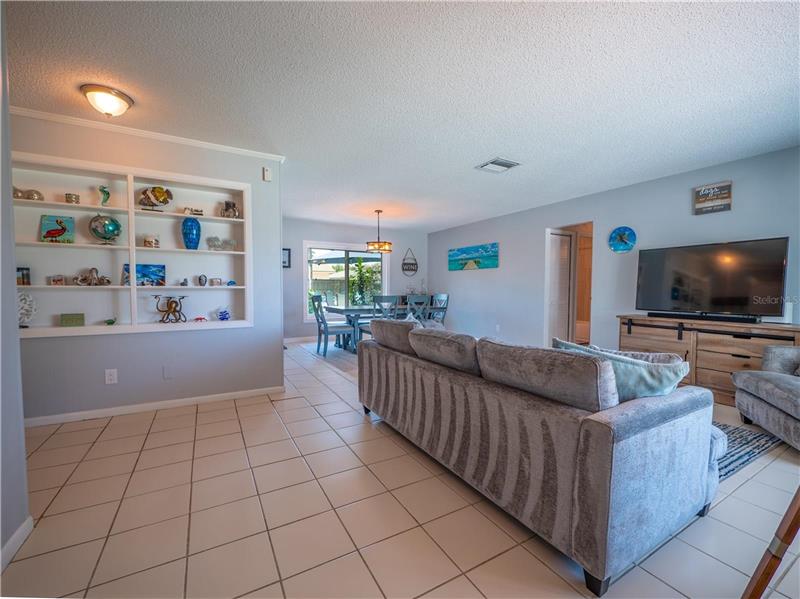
181,217,201,250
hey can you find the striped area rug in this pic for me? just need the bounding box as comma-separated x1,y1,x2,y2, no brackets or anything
714,421,784,481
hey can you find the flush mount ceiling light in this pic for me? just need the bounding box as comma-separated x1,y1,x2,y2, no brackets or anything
476,157,520,173
80,84,134,117
366,209,392,253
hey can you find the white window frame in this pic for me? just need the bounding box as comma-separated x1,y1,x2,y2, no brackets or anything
302,240,391,323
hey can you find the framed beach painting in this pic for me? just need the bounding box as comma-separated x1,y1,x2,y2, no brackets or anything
448,242,499,271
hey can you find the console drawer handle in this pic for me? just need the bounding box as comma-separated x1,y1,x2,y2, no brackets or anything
731,353,750,359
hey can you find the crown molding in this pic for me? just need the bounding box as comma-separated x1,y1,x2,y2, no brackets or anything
9,106,286,163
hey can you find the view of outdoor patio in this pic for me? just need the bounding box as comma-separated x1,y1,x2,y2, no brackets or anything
307,247,384,315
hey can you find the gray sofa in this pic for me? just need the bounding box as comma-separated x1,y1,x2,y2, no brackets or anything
358,322,725,597
733,346,800,450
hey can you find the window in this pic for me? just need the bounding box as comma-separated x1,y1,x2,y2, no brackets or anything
303,241,389,321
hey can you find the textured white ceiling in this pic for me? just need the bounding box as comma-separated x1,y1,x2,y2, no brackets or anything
6,2,799,232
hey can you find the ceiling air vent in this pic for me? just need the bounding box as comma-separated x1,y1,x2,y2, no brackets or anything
475,157,520,173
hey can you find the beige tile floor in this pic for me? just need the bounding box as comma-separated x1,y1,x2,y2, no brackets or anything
4,341,799,598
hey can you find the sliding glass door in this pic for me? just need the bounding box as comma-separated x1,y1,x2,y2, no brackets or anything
306,246,384,317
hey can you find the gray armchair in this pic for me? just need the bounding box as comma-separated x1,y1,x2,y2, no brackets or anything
732,346,800,450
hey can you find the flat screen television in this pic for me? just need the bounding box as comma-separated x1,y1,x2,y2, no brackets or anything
636,237,789,318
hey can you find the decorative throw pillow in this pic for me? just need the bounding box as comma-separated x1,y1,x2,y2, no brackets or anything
588,345,683,364
552,338,689,402
477,338,619,412
370,318,420,355
404,313,422,326
409,328,481,375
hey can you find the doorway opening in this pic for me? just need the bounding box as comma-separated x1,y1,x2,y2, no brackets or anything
545,222,593,345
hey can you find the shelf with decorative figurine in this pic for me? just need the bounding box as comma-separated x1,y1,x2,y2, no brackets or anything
12,151,253,338
135,247,245,256
15,241,131,251
133,209,244,224
16,285,128,290
14,199,129,214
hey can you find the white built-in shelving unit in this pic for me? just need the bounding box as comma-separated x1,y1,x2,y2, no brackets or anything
12,152,253,338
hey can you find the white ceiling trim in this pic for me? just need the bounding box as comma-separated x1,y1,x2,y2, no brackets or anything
9,106,286,163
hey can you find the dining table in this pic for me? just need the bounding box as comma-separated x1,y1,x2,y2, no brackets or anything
324,305,410,352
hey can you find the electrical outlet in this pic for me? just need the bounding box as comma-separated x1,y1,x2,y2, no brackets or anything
162,365,173,380
105,369,118,385
495,324,501,333
262,167,272,182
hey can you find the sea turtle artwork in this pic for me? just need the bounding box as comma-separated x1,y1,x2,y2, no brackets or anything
99,185,110,206
139,186,173,211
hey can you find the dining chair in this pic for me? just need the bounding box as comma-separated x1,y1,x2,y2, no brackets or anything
311,295,353,357
358,295,399,340
405,294,431,320
428,293,449,324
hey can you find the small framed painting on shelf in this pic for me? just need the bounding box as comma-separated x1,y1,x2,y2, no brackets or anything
122,264,166,287
60,313,85,327
16,267,31,286
282,248,291,268
39,215,75,244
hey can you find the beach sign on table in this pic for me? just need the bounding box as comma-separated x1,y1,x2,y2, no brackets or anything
448,242,499,271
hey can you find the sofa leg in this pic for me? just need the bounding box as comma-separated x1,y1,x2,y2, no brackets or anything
363,406,371,415
697,503,711,517
740,413,753,425
584,571,609,597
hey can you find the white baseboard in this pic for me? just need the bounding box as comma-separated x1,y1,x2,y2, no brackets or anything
2,516,33,570
24,386,285,427
284,336,316,343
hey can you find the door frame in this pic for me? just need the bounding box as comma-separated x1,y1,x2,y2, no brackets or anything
543,228,578,345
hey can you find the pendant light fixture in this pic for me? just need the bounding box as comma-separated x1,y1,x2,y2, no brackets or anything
80,84,134,117
366,209,392,253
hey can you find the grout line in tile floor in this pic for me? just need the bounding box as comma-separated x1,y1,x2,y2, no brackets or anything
232,392,287,598
12,343,799,599
29,417,118,529
181,407,197,599
83,409,158,597
309,466,390,598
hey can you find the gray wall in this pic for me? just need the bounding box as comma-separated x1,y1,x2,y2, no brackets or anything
429,147,800,349
11,114,284,419
283,217,428,338
1,7,31,557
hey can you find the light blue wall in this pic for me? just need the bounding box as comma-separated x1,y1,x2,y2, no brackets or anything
10,114,284,419
1,7,31,561
429,147,800,349
282,217,428,338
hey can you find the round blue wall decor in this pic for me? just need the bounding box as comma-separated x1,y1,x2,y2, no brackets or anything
608,226,637,253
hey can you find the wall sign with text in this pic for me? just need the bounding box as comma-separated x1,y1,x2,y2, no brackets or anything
693,181,732,215
401,248,419,276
